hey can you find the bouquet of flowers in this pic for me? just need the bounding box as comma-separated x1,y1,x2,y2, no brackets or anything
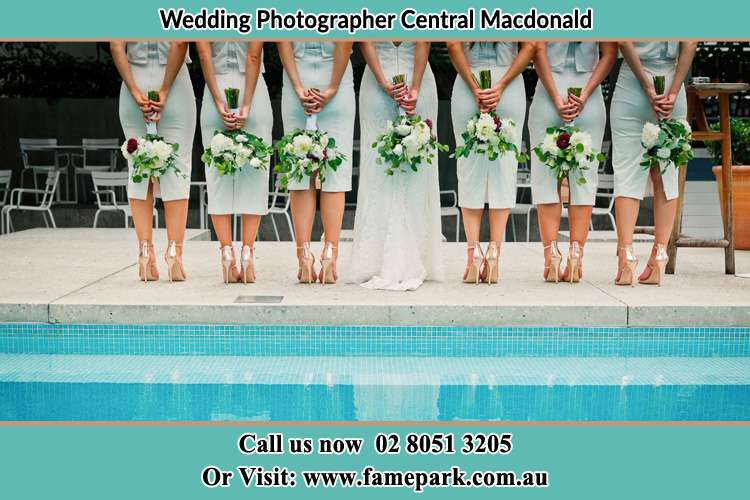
145,89,160,135
121,135,183,183
201,130,271,176
639,75,694,173
275,128,345,187
372,114,448,175
533,125,604,185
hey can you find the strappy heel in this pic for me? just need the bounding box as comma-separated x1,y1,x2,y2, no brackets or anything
566,241,583,284
240,245,255,284
615,244,638,286
165,241,186,282
639,243,668,286
463,242,484,284
297,242,315,284
137,240,158,283
220,245,238,284
320,241,337,285
485,241,500,285
543,241,562,283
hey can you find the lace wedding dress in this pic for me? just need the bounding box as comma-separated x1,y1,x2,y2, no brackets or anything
347,42,444,291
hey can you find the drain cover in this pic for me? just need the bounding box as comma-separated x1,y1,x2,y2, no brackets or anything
234,295,284,304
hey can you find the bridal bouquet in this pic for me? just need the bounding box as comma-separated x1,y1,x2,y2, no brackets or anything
275,128,345,186
201,130,271,176
372,114,448,175
639,75,694,173
533,125,604,185
453,112,526,163
121,135,183,183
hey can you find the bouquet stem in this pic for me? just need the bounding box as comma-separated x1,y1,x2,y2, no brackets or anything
567,87,582,98
225,87,240,115
478,70,492,90
146,90,159,135
653,75,666,96
392,74,406,85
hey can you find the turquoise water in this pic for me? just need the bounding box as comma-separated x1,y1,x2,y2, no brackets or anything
0,324,748,421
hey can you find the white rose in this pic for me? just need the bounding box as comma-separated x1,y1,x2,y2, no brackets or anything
392,143,403,156
292,134,313,157
249,157,262,168
656,147,672,159
395,123,413,137
641,122,662,149
151,141,173,161
235,134,248,143
310,144,325,160
570,131,592,151
540,135,560,156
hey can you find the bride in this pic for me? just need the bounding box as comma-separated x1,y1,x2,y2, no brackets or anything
347,42,444,291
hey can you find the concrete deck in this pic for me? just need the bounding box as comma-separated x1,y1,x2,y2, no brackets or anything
0,228,748,327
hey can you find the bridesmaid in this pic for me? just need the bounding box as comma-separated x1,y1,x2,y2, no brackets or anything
448,41,535,284
197,41,272,284
277,42,355,284
347,42,444,291
611,42,697,286
111,42,196,283
528,41,616,282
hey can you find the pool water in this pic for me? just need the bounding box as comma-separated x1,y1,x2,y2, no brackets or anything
0,325,748,421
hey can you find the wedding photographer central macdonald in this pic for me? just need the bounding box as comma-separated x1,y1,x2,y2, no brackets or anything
158,8,594,35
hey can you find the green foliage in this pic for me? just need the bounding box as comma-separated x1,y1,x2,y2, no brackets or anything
640,119,694,174
452,112,527,164
371,114,448,176
533,125,604,185
274,128,345,186
201,129,272,176
705,118,750,166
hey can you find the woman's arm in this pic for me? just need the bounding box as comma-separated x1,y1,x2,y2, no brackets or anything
236,42,264,130
277,42,315,115
151,42,188,119
400,42,430,115
359,42,407,104
568,42,617,114
618,42,665,118
446,41,482,109
658,42,698,118
110,42,150,118
534,42,577,122
310,42,353,112
196,42,235,130
478,42,535,112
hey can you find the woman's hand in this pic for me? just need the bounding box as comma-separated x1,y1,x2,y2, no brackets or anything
477,84,504,113
309,87,338,113
215,100,237,130
295,86,317,116
132,90,151,116
383,81,409,104
654,92,677,119
399,87,419,115
234,104,251,130
554,94,578,123
567,88,590,117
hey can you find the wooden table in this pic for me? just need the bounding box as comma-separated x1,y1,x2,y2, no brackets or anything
667,83,749,275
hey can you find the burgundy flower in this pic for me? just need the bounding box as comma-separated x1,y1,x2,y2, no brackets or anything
425,118,433,130
126,138,138,154
556,132,571,150
493,115,502,131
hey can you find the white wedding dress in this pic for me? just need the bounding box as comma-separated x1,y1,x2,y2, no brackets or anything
347,43,444,291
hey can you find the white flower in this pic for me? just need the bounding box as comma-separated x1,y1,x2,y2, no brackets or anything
641,122,661,149
385,120,394,132
401,134,421,159
210,133,232,153
467,118,476,135
310,144,325,160
656,147,672,159
292,134,313,157
392,143,403,156
540,134,560,156
249,157,262,168
475,113,496,142
235,134,248,143
395,122,412,137
151,141,173,161
320,134,329,147
570,131,592,151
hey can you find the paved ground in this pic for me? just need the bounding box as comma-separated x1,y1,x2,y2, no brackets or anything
0,228,748,326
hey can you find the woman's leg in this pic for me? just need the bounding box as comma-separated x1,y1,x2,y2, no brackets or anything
461,207,484,279
129,181,158,275
487,208,510,244
640,169,678,280
562,204,592,281
241,214,261,247
537,201,562,279
211,214,233,247
614,196,640,279
291,188,317,265
319,191,345,280
163,198,189,269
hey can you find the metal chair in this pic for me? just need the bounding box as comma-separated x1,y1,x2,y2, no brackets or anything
440,190,460,242
267,178,293,241
591,173,616,231
0,170,11,234
2,170,59,234
19,138,70,203
91,171,158,228
72,138,119,204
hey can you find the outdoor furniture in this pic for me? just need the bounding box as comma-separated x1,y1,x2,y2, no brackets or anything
0,170,11,234
440,190,460,242
666,83,748,275
91,171,158,228
267,180,293,242
72,138,120,204
592,173,616,231
2,170,59,234
190,181,208,230
19,138,71,204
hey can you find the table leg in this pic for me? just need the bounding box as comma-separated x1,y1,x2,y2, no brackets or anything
719,94,735,274
666,164,688,274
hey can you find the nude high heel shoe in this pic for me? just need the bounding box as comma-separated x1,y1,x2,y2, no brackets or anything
240,245,255,284
639,243,669,286
297,242,315,284
566,241,583,284
543,241,562,283
220,245,238,284
320,241,337,285
485,242,500,285
463,242,484,284
137,240,158,283
165,241,186,282
615,245,638,286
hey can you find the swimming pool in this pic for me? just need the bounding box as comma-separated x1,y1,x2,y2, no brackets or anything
1,324,748,421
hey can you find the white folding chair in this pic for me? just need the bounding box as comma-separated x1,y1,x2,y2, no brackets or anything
19,138,71,204
592,173,616,231
91,171,158,228
266,178,293,241
2,170,59,234
72,138,119,204
440,190,460,242
0,170,12,234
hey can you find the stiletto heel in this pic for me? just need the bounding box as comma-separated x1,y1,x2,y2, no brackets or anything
639,243,668,286
240,245,255,284
297,242,315,284
463,242,484,284
567,241,582,284
615,245,638,286
485,242,500,285
137,240,158,283
543,241,562,283
220,245,238,284
320,241,337,285
165,241,186,282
